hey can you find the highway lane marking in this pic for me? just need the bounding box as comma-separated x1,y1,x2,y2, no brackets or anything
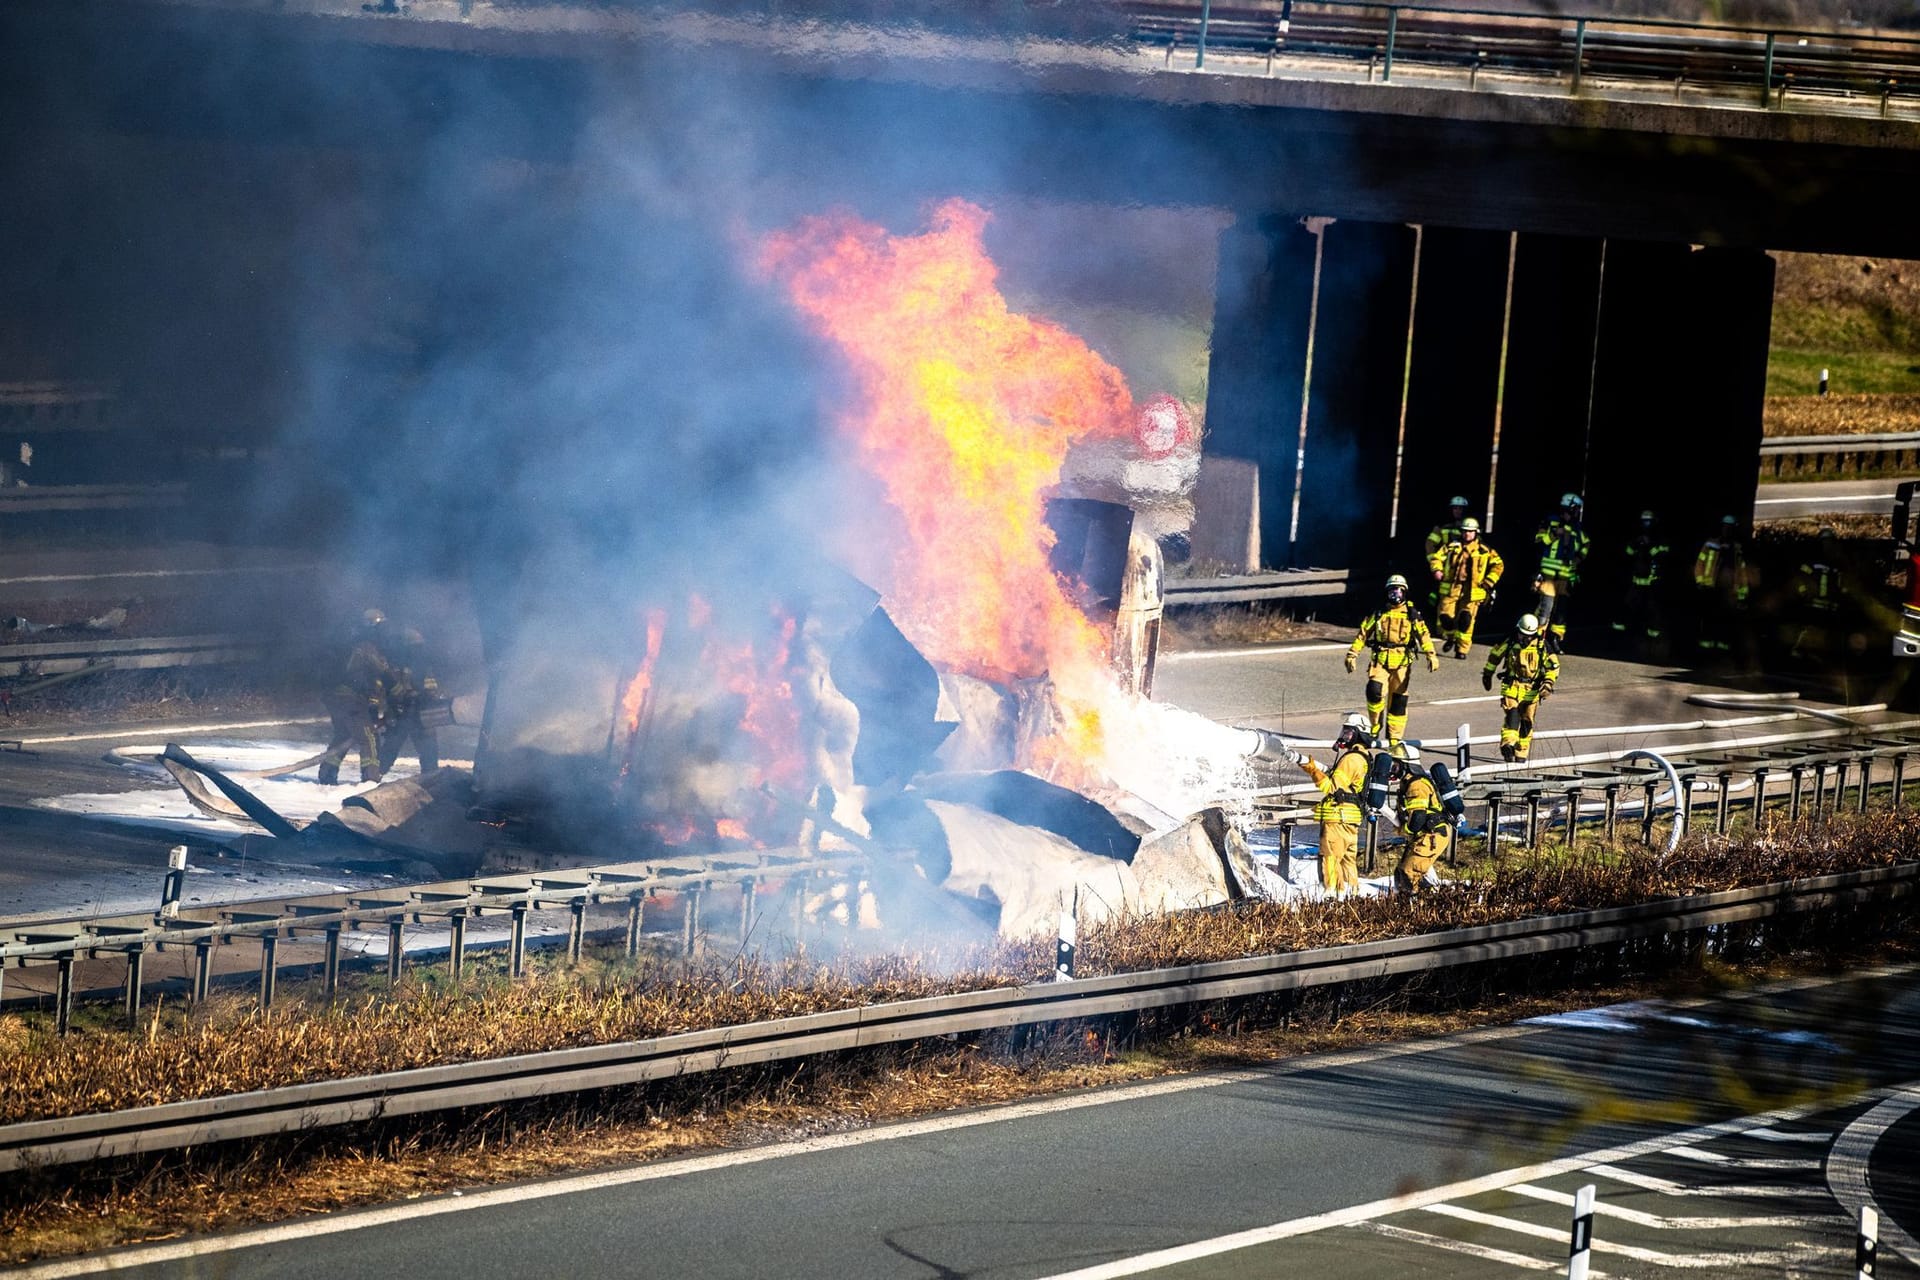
1586,1163,1812,1198
1160,643,1348,661
1753,494,1895,507
1744,1126,1830,1143
1362,1221,1567,1272
1666,1145,1822,1171
20,970,1911,1278
17,718,328,746
1025,1089,1894,1280
1507,1182,1824,1230
1430,694,1500,706
12,1025,1543,1279
1825,1080,1920,1269
1426,1204,1843,1270
0,566,317,585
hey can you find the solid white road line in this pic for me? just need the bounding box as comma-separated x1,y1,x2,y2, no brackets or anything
1362,1221,1564,1271
1743,1127,1831,1143
1160,643,1349,661
1825,1080,1920,1269
1430,694,1501,706
1586,1163,1812,1199
1506,1182,1824,1230
1027,1094,1870,1280
7,1026,1539,1279
1753,494,1894,507
1666,1146,1823,1171
18,718,328,746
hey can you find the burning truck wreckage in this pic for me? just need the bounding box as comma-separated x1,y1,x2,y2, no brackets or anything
148,201,1378,948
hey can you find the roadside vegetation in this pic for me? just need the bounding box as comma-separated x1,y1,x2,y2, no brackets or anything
1767,251,1920,407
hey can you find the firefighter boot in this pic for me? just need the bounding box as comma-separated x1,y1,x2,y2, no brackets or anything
317,761,341,786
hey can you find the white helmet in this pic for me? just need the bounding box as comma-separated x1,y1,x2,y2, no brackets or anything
1343,712,1371,732
1393,742,1421,765
1517,613,1542,636
1459,517,1480,533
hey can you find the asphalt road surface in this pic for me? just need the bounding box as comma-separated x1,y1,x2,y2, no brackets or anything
36,966,1918,1280
1754,478,1905,522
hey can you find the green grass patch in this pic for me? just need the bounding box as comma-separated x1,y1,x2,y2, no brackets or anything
1767,348,1920,399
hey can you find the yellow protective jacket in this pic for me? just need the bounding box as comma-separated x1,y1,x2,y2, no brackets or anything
1400,773,1447,839
1424,520,1463,562
1794,560,1843,613
1482,634,1559,700
1348,603,1437,670
1535,518,1589,583
1305,747,1372,825
1692,538,1753,601
1428,539,1505,602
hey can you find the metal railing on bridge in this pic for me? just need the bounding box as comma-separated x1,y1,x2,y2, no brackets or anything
1127,1,1920,117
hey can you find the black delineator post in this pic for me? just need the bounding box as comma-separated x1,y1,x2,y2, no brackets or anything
55,956,73,1036
1568,1183,1596,1279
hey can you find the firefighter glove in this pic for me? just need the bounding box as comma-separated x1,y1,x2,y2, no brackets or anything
1541,684,1554,699
1344,652,1357,674
1486,588,1497,603
1481,671,1493,692
1427,653,1440,673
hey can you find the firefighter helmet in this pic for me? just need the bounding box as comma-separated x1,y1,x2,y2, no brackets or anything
1460,517,1480,533
1393,742,1421,765
1517,613,1542,636
1385,574,1409,605
1721,514,1739,528
361,608,386,629
1640,509,1656,523
1448,494,1469,510
1344,711,1371,732
1335,712,1375,752
1560,493,1583,509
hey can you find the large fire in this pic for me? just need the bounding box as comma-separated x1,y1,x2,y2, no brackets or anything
758,200,1134,689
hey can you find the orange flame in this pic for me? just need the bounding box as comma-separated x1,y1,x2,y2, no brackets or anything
760,200,1136,687
617,609,668,738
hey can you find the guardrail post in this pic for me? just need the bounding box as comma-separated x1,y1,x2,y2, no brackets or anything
1677,779,1694,837
1571,18,1586,94
258,935,277,1010
387,918,405,985
1883,77,1896,118
1835,761,1851,817
567,899,586,966
1715,772,1732,835
1789,764,1806,821
448,909,467,986
1751,768,1769,829
626,894,644,957
55,955,73,1036
1196,0,1211,68
1858,758,1873,813
1761,32,1776,108
509,904,527,978
1383,7,1398,82
1811,762,1828,821
123,947,144,1024
1527,792,1544,848
192,938,213,1004
683,887,705,958
739,880,757,947
1486,796,1503,853
1564,787,1583,847
1895,753,1908,807
323,923,341,1000
1603,785,1620,843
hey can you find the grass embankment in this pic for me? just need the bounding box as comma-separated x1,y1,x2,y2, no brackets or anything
0,812,1915,1262
1768,252,1920,402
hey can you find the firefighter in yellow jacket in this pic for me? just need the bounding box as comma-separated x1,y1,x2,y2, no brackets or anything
1289,713,1374,895
1390,744,1450,895
1345,575,1439,745
1480,613,1559,763
1532,493,1590,649
1692,514,1754,654
1428,517,1504,660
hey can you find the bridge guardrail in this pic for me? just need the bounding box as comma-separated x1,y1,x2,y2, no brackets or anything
1128,1,1920,116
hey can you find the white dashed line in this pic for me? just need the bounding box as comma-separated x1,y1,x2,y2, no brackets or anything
1507,1182,1824,1230
1586,1163,1813,1199
1666,1146,1823,1172
1363,1221,1568,1271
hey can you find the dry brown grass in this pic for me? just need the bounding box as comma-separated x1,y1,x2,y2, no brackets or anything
1763,393,1920,437
3,809,1914,1129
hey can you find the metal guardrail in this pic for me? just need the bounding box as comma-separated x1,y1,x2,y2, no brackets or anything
1760,431,1920,479
1129,0,1920,117
1,860,1911,1173
1164,567,1349,606
0,633,259,679
0,483,187,515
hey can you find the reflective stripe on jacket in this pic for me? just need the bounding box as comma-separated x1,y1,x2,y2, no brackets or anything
1349,604,1436,669
1312,748,1372,825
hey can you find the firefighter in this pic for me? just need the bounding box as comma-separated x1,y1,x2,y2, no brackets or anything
1424,495,1472,612
318,608,395,786
1344,574,1440,745
382,626,444,773
1428,516,1503,660
1611,509,1670,657
1389,744,1450,895
1287,713,1374,896
1692,515,1754,656
1481,613,1559,763
1789,525,1847,663
1531,493,1589,650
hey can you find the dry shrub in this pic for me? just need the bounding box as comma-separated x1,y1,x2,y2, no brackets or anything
2,810,1916,1127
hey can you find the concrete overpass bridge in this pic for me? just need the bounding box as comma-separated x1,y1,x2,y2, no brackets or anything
2,0,1915,585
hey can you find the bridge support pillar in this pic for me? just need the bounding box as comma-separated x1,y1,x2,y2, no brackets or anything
1200,216,1318,569
1493,233,1604,549
1294,220,1417,584
1398,227,1510,564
